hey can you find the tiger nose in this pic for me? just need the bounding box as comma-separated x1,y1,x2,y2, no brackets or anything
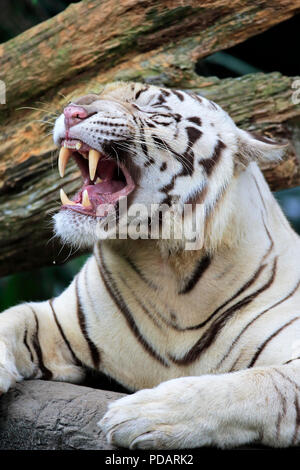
64,105,88,128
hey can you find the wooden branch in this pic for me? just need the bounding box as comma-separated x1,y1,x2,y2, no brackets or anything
0,379,265,450
0,0,300,277
0,380,123,450
0,0,299,114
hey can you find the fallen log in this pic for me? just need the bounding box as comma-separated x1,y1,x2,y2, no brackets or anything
1,0,299,113
0,380,123,450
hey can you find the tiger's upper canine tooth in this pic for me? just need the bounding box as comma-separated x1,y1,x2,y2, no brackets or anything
60,188,76,206
58,147,73,178
88,149,101,181
82,189,92,207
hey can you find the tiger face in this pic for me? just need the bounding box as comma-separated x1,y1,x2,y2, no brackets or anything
53,81,285,248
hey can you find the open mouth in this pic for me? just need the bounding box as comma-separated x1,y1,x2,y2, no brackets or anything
58,139,135,217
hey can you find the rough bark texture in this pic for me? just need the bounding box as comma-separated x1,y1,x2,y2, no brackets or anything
0,0,299,277
0,380,123,450
1,0,299,113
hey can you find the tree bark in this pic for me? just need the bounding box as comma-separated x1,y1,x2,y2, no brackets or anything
0,0,299,277
0,380,123,450
1,0,299,114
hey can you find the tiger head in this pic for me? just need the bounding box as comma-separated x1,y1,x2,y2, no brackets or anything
53,81,286,250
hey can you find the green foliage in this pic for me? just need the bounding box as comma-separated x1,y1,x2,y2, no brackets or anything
0,255,89,311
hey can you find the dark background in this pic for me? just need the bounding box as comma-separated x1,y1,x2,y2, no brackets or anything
0,1,299,311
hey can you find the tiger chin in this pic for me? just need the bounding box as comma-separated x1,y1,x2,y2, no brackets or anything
1,81,300,450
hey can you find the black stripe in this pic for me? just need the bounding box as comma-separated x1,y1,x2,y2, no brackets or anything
269,375,287,441
185,126,202,149
139,123,152,166
293,394,300,444
123,255,158,290
160,162,167,172
185,185,208,207
153,134,194,177
165,219,274,334
208,100,218,110
199,140,225,176
23,328,34,363
49,299,82,367
135,87,148,100
162,231,273,333
172,90,184,101
146,299,182,331
192,93,202,104
96,245,169,367
179,255,211,295
284,356,300,365
253,176,267,212
274,369,300,392
160,164,194,206
119,274,162,330
153,92,168,107
75,278,101,369
228,353,241,372
223,278,300,370
248,316,299,368
29,307,53,380
187,116,202,127
169,258,277,365
184,256,269,331
216,213,276,372
261,215,274,258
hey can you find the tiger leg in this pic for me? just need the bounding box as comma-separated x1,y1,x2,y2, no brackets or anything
0,284,89,394
99,361,300,449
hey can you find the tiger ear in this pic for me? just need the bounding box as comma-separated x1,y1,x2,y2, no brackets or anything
237,129,288,164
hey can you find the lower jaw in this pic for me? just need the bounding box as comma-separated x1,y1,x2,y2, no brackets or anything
61,200,119,218
61,181,135,217
60,161,135,218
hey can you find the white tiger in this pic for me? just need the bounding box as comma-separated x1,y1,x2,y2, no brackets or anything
0,81,300,450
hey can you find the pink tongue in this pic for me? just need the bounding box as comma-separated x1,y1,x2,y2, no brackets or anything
85,180,126,205
92,180,125,194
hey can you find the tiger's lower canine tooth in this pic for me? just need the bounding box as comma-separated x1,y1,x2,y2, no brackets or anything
58,147,72,178
82,189,92,207
60,188,76,206
89,149,101,181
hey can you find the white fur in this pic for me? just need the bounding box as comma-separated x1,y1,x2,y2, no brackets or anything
0,82,298,450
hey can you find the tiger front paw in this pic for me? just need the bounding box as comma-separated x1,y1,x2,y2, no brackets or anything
98,375,261,449
0,340,22,394
99,377,220,449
